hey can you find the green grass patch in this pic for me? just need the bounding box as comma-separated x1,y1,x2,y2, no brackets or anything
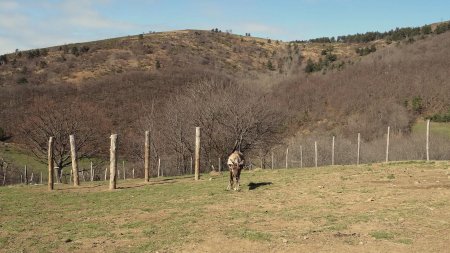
412,120,450,138
397,238,413,244
370,230,394,240
231,228,272,241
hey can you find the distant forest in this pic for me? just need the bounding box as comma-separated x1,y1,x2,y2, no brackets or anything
294,21,450,43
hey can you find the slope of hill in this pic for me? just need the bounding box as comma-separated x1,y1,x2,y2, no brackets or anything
1,22,450,172
0,30,293,86
276,31,450,139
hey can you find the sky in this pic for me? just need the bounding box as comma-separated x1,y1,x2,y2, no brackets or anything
1,0,450,54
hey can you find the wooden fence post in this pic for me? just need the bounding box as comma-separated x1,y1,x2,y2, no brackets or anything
285,148,289,169
48,137,54,191
194,127,200,180
157,157,161,177
123,161,126,180
109,134,118,190
332,136,335,166
271,150,274,170
314,141,318,168
144,130,150,182
90,161,94,181
104,168,107,181
69,135,80,186
40,172,43,185
24,165,28,185
219,157,222,172
132,168,135,179
2,161,6,186
426,119,430,161
357,133,361,166
300,145,303,168
386,126,390,163
30,172,34,184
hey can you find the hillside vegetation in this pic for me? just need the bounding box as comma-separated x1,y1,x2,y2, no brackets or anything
1,22,450,175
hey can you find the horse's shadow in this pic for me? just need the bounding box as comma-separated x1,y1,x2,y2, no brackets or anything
248,182,272,190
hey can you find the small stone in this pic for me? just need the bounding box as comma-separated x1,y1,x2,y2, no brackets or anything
65,238,72,243
359,241,363,245
366,197,375,202
303,236,309,240
209,178,212,181
398,217,405,222
282,238,288,243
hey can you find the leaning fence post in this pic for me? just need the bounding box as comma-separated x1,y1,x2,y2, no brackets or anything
332,136,335,166
48,137,54,191
109,134,118,190
426,119,430,161
194,127,201,180
357,133,361,166
144,130,150,182
30,172,34,184
314,141,318,168
386,126,390,163
69,135,80,186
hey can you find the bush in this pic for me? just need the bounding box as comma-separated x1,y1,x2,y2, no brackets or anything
16,77,28,84
0,127,7,141
435,23,448,34
412,96,423,113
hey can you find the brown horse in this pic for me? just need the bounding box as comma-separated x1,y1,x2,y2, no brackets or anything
227,151,245,191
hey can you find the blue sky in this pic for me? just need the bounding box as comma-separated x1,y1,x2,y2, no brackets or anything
1,0,449,54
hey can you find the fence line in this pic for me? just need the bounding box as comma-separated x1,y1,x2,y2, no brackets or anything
1,122,449,187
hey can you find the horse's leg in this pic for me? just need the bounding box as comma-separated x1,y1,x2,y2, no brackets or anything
227,170,232,190
235,169,242,191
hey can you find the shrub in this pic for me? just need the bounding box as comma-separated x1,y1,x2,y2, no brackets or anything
412,96,423,113
16,77,28,84
0,127,7,141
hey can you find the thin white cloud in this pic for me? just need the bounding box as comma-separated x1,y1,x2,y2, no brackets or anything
0,0,19,10
240,22,285,35
0,0,145,54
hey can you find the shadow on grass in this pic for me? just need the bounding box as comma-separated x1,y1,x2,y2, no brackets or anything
248,182,272,190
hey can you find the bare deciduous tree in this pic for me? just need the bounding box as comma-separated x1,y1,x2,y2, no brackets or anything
20,98,109,180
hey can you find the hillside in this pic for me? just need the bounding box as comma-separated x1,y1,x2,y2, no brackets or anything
1,22,450,175
0,30,292,86
0,162,449,252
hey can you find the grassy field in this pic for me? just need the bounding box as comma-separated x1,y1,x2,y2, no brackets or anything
1,161,449,252
412,120,450,138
